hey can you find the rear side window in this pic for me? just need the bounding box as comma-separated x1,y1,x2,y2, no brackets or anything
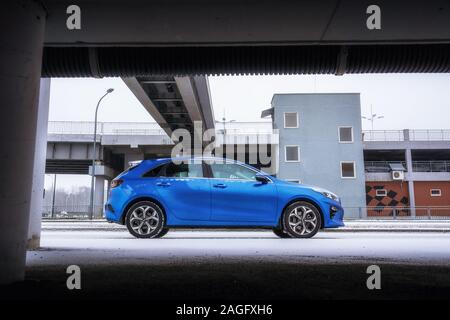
142,164,165,177
164,162,203,178
143,162,203,178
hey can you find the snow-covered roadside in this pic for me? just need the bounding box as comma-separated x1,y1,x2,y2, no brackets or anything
41,220,450,232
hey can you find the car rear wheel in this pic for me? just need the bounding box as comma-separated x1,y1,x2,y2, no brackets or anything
125,201,166,238
154,227,169,238
281,201,321,238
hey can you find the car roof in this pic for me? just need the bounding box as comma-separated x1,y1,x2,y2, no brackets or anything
142,156,246,164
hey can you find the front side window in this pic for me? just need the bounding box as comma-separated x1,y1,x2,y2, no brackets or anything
146,161,203,178
210,163,256,180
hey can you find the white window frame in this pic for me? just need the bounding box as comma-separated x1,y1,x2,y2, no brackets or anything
340,161,356,179
375,189,387,197
283,112,298,128
284,145,300,162
430,189,442,197
338,126,354,143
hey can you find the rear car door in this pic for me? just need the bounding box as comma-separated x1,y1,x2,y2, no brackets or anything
154,160,211,222
207,162,278,223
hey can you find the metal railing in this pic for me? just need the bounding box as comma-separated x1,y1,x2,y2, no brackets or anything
43,204,450,220
48,121,167,136
364,161,450,173
412,161,450,172
363,129,450,141
42,205,104,219
409,129,450,141
344,206,450,220
48,121,274,136
362,130,404,141
364,161,407,172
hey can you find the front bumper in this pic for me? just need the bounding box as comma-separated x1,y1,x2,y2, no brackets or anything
322,200,345,228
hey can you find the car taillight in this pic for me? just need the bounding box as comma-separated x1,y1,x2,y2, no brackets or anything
110,179,123,189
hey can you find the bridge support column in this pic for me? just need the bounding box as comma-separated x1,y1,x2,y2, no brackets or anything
405,148,416,217
28,79,51,250
0,1,46,284
94,176,106,218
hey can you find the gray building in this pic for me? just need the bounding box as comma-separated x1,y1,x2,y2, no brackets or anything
268,93,366,216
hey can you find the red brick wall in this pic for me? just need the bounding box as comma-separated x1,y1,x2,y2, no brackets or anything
365,181,410,217
414,181,450,207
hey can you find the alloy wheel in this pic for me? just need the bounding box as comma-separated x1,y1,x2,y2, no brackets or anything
287,205,318,236
129,205,160,235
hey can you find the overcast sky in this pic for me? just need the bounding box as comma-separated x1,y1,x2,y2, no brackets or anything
49,74,450,130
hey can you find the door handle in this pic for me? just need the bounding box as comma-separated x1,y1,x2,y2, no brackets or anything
156,182,171,187
213,183,227,189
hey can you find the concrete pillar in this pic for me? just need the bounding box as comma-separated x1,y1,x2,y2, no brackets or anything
0,1,46,284
28,79,51,250
94,176,106,218
405,148,416,216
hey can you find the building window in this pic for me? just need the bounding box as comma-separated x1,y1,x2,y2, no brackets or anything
341,161,356,178
285,145,300,162
376,189,387,197
284,112,298,128
430,189,442,197
338,126,354,143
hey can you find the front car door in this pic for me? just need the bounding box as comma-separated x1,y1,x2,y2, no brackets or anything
207,161,278,224
154,160,211,223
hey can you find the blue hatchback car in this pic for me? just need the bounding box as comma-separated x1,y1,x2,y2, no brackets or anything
105,157,344,238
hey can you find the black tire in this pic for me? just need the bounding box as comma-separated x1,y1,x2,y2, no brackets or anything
154,228,169,238
281,201,322,238
273,228,292,238
125,201,165,238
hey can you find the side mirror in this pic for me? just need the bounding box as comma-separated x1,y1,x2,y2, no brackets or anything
255,173,270,184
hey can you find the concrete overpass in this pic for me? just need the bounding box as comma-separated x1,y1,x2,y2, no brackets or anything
2,0,450,285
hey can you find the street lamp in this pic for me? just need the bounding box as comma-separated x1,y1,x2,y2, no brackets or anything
216,117,236,144
89,88,114,220
362,104,384,130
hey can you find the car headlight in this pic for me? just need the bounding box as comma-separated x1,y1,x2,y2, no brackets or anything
312,187,340,202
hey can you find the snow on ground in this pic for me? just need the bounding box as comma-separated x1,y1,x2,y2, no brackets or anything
27,229,450,267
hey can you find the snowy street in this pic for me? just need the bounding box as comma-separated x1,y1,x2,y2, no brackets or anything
30,229,450,266
10,228,449,300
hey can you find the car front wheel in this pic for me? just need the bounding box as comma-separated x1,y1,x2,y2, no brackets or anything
125,201,166,238
281,201,322,238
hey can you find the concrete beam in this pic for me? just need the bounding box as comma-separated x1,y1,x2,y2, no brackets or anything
121,77,173,137
43,0,450,46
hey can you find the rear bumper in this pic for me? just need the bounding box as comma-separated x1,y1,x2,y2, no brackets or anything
105,203,121,224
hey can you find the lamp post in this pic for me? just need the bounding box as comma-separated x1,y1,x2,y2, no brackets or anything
362,104,384,130
216,117,236,144
89,88,114,220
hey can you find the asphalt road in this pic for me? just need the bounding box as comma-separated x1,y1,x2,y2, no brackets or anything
3,230,450,300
